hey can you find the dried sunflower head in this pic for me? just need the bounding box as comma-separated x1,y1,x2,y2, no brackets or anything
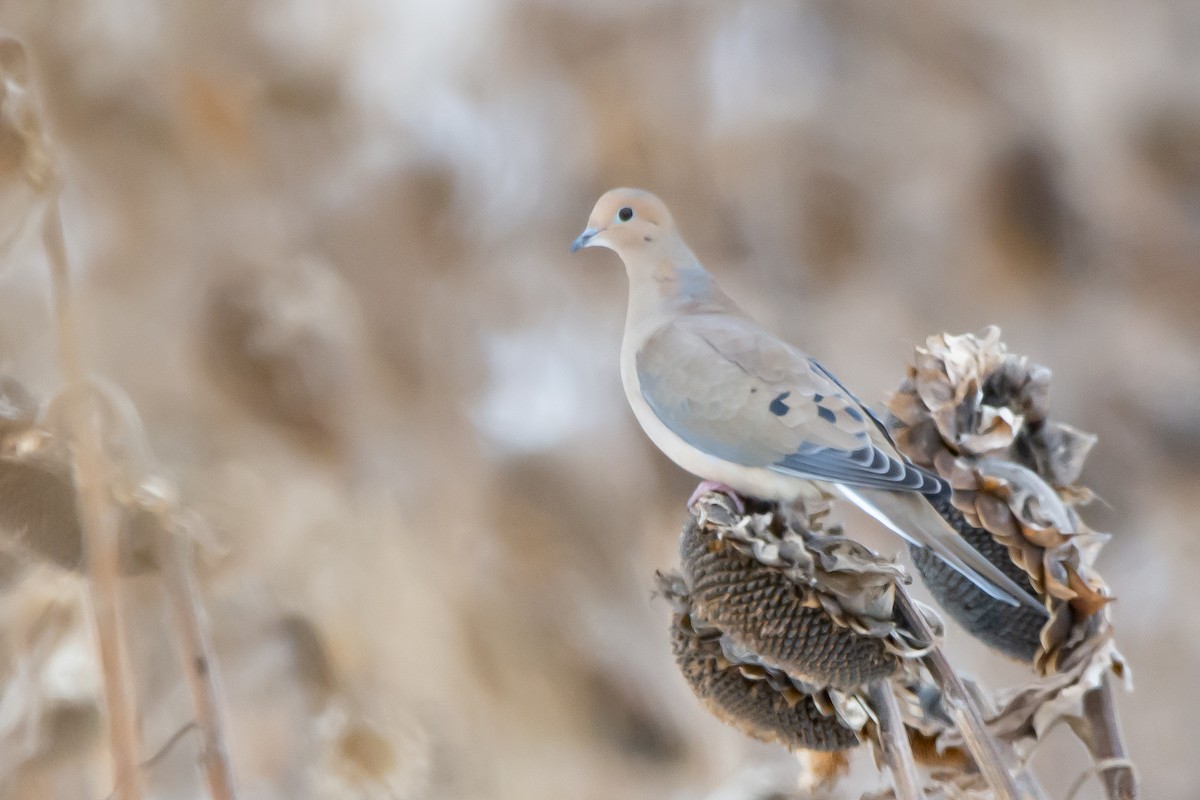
0,375,214,578
679,493,922,690
659,493,950,756
885,329,1129,758
658,571,862,753
885,329,1117,670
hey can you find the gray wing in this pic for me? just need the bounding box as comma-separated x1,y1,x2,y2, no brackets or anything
638,314,1039,610
636,314,944,496
809,357,899,446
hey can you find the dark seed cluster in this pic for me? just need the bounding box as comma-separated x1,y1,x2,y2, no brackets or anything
679,515,900,690
668,610,861,752
910,500,1044,663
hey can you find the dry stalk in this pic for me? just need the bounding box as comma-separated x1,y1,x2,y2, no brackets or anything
102,723,200,800
43,197,143,798
893,584,1027,800
157,517,238,800
1075,680,1137,800
866,680,922,800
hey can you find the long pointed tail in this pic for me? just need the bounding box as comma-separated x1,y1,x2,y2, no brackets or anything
836,485,1045,611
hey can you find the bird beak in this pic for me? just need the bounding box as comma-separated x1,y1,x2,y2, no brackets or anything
570,226,600,253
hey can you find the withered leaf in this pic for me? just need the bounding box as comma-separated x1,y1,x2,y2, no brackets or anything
1067,570,1112,617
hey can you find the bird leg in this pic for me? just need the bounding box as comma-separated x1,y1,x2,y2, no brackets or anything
687,481,746,513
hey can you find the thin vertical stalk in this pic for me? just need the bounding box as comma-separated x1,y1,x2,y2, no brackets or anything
1078,679,1138,800
158,521,238,800
894,586,1025,800
867,680,923,800
43,198,143,799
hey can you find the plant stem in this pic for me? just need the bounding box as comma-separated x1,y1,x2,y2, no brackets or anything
1078,679,1138,800
867,680,923,800
43,198,144,799
158,520,238,800
894,586,1026,800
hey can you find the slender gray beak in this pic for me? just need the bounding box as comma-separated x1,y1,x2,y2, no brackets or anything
570,227,600,253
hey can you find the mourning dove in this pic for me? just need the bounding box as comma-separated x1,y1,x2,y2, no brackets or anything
571,188,1041,610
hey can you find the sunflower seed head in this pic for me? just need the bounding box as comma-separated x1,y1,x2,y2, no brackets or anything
885,328,1129,759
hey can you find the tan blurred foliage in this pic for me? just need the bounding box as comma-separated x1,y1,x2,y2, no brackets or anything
0,1,1196,798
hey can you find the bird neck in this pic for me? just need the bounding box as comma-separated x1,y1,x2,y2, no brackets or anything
623,246,736,333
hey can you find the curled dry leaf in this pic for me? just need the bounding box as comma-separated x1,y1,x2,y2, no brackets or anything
888,327,1095,490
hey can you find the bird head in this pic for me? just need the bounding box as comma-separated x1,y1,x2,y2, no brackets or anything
570,188,677,258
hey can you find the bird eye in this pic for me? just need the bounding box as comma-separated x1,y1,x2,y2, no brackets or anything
617,206,634,222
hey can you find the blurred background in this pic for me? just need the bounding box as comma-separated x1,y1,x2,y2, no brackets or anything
0,1,1197,798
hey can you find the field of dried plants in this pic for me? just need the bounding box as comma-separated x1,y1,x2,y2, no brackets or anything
0,2,1197,799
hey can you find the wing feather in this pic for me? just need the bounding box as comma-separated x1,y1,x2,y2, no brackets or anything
636,314,946,497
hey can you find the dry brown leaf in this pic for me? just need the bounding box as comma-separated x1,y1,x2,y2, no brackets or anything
1067,569,1112,617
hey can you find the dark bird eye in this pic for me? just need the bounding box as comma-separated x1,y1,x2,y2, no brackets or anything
618,206,633,222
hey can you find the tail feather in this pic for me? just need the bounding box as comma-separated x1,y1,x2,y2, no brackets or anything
836,485,1045,612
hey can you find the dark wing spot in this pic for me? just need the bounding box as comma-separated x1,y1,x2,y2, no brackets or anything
750,387,758,394
844,407,863,422
769,391,792,416
812,393,823,402
817,406,836,424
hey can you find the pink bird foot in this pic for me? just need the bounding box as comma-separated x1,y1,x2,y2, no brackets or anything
687,481,746,514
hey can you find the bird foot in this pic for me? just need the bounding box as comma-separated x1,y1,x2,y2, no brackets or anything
687,481,746,514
